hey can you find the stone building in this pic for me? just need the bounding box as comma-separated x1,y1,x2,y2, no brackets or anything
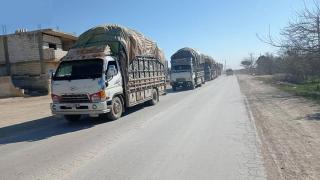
0,29,77,96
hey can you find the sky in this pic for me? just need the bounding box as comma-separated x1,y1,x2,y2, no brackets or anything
0,0,313,68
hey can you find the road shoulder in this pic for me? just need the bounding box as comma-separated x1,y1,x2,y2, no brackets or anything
238,74,320,180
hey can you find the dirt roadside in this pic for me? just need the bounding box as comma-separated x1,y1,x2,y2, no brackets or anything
238,74,320,180
0,96,53,128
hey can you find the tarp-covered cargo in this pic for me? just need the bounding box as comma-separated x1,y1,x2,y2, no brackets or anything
201,54,216,81
72,24,165,64
170,47,205,88
171,47,204,65
201,54,215,65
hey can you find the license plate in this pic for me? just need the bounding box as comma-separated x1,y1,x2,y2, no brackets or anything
64,104,80,108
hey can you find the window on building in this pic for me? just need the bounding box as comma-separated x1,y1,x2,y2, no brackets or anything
48,43,57,50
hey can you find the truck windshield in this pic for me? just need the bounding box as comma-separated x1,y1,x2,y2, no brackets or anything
53,59,103,81
172,65,191,72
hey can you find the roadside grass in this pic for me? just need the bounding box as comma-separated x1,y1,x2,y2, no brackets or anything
254,75,320,101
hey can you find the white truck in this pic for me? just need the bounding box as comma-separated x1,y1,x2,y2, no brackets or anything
170,48,205,91
50,25,166,122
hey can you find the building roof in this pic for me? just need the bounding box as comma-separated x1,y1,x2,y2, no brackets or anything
0,28,78,41
41,29,77,41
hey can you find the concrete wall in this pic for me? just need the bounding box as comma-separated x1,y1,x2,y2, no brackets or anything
62,40,74,50
0,76,24,97
11,62,61,93
42,34,62,50
12,74,49,93
0,64,7,76
10,61,42,75
44,61,59,75
7,32,40,63
43,48,67,61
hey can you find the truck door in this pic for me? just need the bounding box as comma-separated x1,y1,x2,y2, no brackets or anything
105,61,122,91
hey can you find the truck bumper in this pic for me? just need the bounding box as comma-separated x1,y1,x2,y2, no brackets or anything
171,81,193,87
51,101,111,116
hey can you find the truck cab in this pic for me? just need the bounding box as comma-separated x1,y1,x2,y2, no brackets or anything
51,47,124,122
170,59,195,90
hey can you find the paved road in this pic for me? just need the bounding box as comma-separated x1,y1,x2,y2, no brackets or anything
0,75,265,180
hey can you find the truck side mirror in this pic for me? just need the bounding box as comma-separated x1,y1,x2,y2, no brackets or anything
49,69,55,78
106,65,117,80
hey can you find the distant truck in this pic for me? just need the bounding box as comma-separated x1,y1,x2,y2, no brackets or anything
226,69,234,76
50,25,166,122
170,48,205,90
202,54,216,81
216,63,223,76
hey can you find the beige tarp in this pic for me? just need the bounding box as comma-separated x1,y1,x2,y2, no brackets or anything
72,24,165,64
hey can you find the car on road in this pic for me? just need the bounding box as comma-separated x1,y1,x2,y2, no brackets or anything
226,69,234,76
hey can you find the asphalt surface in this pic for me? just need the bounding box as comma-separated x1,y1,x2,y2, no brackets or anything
0,75,265,180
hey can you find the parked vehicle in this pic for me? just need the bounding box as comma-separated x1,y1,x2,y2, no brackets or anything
170,48,205,91
51,25,166,122
226,68,234,76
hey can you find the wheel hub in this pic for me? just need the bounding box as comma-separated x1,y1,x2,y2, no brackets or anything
113,100,121,114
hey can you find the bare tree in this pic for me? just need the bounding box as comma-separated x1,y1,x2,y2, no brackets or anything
258,1,320,55
241,53,256,74
256,1,320,81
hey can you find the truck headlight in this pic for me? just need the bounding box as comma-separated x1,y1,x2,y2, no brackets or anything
90,90,108,102
51,94,61,103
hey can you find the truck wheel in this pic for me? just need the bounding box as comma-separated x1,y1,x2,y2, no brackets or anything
202,78,205,84
148,89,159,106
64,115,81,122
190,82,195,90
107,96,123,120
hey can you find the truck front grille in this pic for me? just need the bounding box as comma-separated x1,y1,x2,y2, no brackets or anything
176,78,186,82
60,94,90,103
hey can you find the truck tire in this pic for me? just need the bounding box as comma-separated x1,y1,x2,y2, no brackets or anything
64,115,81,122
107,96,123,120
190,82,195,90
148,89,159,106
198,79,202,87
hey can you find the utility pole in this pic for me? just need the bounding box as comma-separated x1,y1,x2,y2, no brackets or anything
224,59,226,70
317,15,320,52
1,25,7,35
